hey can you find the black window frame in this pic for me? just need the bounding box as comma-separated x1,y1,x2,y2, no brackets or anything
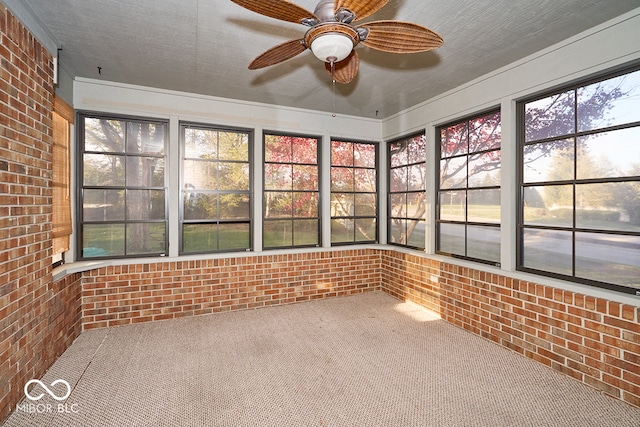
330,138,379,245
435,109,502,266
263,131,322,250
179,122,253,255
77,112,169,260
516,63,640,295
387,131,427,250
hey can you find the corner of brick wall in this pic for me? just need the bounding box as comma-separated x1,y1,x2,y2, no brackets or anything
0,6,82,422
380,251,640,408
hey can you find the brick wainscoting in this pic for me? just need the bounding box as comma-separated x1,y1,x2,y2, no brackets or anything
81,249,381,329
381,250,640,408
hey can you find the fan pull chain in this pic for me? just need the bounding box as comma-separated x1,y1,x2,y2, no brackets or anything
329,58,336,117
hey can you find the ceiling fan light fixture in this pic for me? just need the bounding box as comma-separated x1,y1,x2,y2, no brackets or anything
310,33,353,63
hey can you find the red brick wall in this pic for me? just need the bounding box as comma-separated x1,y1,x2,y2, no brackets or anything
0,6,83,421
81,249,381,329
381,250,640,408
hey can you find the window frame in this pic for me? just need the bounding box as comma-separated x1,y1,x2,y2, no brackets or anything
435,109,502,266
330,138,379,245
179,122,254,255
387,131,427,250
76,112,169,260
263,131,322,250
516,64,640,295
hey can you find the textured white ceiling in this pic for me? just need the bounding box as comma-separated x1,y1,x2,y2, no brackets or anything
20,0,640,118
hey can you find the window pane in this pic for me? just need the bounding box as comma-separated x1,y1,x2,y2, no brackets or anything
218,223,250,250
407,193,426,219
355,218,376,242
438,223,465,256
390,142,408,167
264,163,291,190
265,135,291,162
408,135,427,163
83,189,124,221
467,225,500,263
440,157,466,189
523,139,574,183
220,194,250,220
126,122,164,154
183,224,217,252
294,220,318,246
523,185,573,227
218,132,249,161
578,69,640,132
389,219,407,245
126,223,165,255
331,219,354,243
126,156,163,187
354,194,376,217
184,128,217,159
355,169,376,192
406,220,425,248
264,220,292,247
440,191,465,221
354,143,375,168
292,138,317,164
82,224,125,257
468,189,500,223
575,232,640,289
390,167,408,192
184,193,218,220
84,154,125,186
441,122,468,157
525,90,575,142
292,165,318,191
264,192,292,218
576,182,640,231
521,228,573,276
577,129,640,179
331,167,354,192
468,152,501,187
390,194,407,218
469,112,501,151
408,164,426,191
332,193,355,217
293,192,318,218
127,190,165,220
184,160,217,190
218,162,249,191
85,118,124,152
331,141,353,166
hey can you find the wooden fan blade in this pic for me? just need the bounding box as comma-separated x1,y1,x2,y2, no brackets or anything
334,0,389,22
324,50,359,84
230,0,317,24
359,20,443,53
249,39,307,69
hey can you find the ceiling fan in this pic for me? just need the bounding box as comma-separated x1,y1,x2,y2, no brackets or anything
230,0,444,84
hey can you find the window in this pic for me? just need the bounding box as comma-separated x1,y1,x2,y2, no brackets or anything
264,133,320,248
79,114,167,259
437,111,502,264
181,124,252,254
518,65,640,294
330,140,378,244
388,132,427,249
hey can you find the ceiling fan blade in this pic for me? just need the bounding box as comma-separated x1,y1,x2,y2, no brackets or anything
325,50,359,84
248,39,307,69
230,0,317,24
359,20,443,53
334,0,389,22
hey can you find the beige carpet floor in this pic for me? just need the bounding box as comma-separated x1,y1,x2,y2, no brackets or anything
4,291,640,426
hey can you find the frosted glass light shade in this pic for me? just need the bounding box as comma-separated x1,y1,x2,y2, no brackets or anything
310,33,353,63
